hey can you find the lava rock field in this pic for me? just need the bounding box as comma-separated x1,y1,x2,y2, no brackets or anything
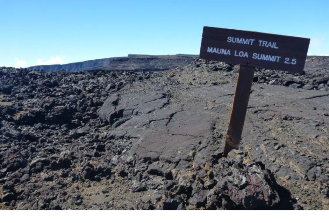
0,57,329,209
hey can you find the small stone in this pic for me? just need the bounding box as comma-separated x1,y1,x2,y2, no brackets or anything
162,199,182,210
269,80,276,85
274,143,284,150
119,169,128,178
49,200,61,210
38,199,46,209
204,179,216,189
164,170,173,180
135,172,142,182
105,83,114,91
189,190,208,207
290,83,301,89
3,181,15,191
307,167,317,181
321,189,329,197
102,188,110,194
82,164,95,180
132,181,147,192
92,150,101,157
75,199,83,205
303,84,314,90
59,169,69,177
2,193,15,202
20,174,30,183
319,136,328,144
42,173,54,181
96,144,105,152
57,156,71,169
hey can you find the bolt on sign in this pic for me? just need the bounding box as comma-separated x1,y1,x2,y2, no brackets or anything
199,26,310,156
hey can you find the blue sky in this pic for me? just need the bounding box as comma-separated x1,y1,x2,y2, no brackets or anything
1,0,328,68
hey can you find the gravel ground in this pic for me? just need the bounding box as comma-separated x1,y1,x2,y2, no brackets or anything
0,57,328,209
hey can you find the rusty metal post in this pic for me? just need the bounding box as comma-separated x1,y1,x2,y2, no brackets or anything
222,65,255,157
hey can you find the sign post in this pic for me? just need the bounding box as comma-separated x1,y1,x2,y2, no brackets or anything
199,27,310,157
223,65,254,156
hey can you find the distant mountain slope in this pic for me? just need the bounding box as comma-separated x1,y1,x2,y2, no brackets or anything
28,58,114,72
28,54,198,72
305,56,329,70
27,55,329,73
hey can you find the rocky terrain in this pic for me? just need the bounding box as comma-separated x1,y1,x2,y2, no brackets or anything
0,56,329,210
28,54,198,72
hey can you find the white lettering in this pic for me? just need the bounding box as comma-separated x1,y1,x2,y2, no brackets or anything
227,36,255,45
252,53,281,62
258,40,279,49
234,50,248,58
284,57,297,65
207,47,231,55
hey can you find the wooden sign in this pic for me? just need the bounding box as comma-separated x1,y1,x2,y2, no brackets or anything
200,26,310,73
199,26,310,157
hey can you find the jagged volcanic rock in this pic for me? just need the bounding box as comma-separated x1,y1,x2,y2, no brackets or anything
0,57,329,209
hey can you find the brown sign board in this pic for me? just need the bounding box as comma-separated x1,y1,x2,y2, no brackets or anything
200,26,310,73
